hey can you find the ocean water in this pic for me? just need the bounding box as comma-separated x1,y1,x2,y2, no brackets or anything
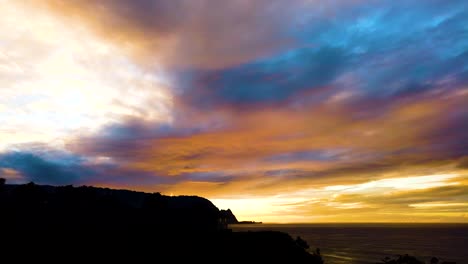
231,223,468,264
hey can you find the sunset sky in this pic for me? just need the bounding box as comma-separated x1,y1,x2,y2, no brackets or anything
1,0,467,223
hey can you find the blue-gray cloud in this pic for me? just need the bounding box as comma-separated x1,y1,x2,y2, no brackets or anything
178,0,468,107
0,149,176,188
0,151,90,185
265,149,347,163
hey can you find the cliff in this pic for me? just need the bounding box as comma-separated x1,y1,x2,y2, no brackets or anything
0,181,322,264
0,182,220,231
219,208,239,224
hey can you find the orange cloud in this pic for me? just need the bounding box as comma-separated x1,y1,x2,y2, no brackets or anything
69,87,468,203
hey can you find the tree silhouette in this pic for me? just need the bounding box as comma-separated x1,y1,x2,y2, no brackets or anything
379,254,424,264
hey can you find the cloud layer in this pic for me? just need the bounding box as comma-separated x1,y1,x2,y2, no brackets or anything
1,0,467,222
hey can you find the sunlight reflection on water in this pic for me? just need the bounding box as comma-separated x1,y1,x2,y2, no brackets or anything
231,223,468,264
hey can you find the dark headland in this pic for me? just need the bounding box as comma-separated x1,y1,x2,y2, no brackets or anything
219,208,262,224
0,180,322,263
0,180,453,263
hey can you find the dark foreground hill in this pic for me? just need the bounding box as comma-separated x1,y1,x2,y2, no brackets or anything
0,181,322,263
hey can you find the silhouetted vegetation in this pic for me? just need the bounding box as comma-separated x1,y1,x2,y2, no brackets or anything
238,220,263,224
1,182,221,231
1,182,451,264
295,236,310,249
0,182,322,263
378,254,456,264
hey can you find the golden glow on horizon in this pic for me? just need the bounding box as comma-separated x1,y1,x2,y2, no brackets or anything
410,202,468,208
323,174,460,193
212,172,468,223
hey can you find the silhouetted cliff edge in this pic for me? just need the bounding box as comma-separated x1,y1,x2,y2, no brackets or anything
220,208,238,224
1,182,221,231
0,181,322,263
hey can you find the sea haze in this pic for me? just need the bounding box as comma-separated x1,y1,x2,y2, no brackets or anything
231,223,468,264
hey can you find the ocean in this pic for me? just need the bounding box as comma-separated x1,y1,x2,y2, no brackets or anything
231,223,468,264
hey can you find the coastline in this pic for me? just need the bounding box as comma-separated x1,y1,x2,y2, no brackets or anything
230,223,466,264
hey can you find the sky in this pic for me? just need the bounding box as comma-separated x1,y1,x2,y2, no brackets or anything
1,0,467,223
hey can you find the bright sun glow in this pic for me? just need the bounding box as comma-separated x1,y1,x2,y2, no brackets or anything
324,174,460,193
213,173,465,223
0,2,173,150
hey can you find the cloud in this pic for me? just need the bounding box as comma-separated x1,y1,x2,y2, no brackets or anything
2,0,468,222
222,173,468,223
65,87,468,198
0,1,172,150
265,149,347,163
0,147,177,188
181,47,349,107
176,0,468,107
34,0,321,69
457,157,468,169
0,151,89,185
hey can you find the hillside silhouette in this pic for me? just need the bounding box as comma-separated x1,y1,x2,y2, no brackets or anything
0,179,322,263
0,179,454,263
